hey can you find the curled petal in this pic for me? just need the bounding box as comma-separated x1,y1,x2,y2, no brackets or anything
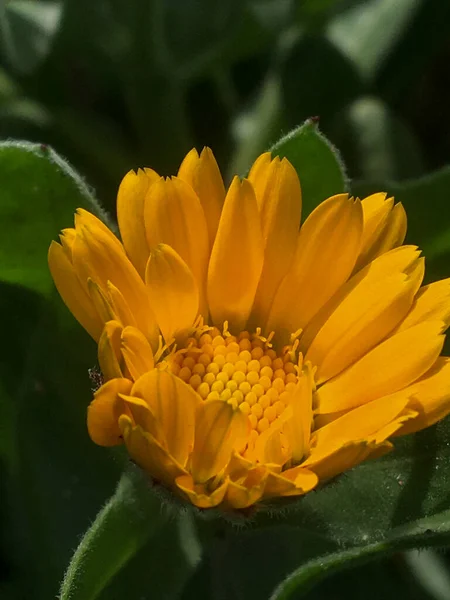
120,326,154,381
227,467,268,509
87,378,132,446
175,474,229,508
131,369,201,467
120,416,187,486
98,320,124,380
191,399,249,484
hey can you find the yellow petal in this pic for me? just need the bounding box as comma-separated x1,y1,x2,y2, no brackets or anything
207,177,264,331
177,147,225,248
283,363,314,462
87,278,116,323
120,326,154,381
227,466,268,509
311,392,410,457
354,194,393,270
106,281,138,329
74,209,123,253
304,393,417,480
253,413,292,467
306,271,418,384
300,245,422,353
175,474,229,508
72,223,158,345
119,395,162,441
249,155,302,327
372,202,407,256
117,168,159,277
397,279,450,332
144,176,209,315
305,440,386,481
190,399,249,484
120,416,187,485
145,244,199,343
264,467,318,498
246,152,271,200
393,357,450,435
98,320,124,380
48,241,102,340
266,194,363,335
87,378,132,446
131,369,201,467
59,228,76,256
315,321,446,414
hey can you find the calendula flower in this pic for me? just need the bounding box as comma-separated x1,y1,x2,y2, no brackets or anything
48,148,450,511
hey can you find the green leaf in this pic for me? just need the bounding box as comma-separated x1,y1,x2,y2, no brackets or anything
97,509,202,600
270,509,450,599
352,166,450,282
0,0,63,74
60,468,191,600
270,119,347,216
0,141,106,296
326,0,422,81
0,143,119,598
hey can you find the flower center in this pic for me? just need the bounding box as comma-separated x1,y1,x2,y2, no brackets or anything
166,327,298,442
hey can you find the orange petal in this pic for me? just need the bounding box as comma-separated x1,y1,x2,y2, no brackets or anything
316,321,445,414
177,147,225,248
72,222,158,345
300,245,422,353
131,369,201,467
249,155,302,327
190,399,249,484
393,357,450,435
304,440,387,481
120,416,187,485
263,467,318,498
310,392,412,460
120,326,154,381
144,176,209,315
207,177,264,331
106,281,138,329
283,364,314,461
266,194,363,335
175,474,229,508
306,270,419,384
117,168,159,277
119,395,162,442
98,320,124,380
87,278,116,323
48,241,102,340
227,466,268,509
87,378,132,446
145,244,199,343
355,195,407,272
397,279,450,333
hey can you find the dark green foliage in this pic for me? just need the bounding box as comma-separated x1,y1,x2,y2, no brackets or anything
2,1,450,599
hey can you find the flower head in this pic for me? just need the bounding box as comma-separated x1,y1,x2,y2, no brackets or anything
49,148,450,511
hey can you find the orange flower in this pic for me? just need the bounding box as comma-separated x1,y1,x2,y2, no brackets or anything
49,148,450,510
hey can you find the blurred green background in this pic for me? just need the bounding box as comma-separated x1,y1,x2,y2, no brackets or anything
2,0,450,599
